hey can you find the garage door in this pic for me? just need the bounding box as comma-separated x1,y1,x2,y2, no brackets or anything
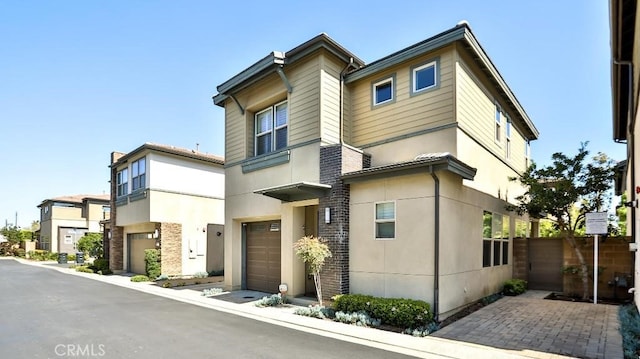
129,233,156,275
246,221,281,293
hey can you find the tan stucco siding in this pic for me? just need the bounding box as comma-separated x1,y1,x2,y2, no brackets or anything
349,46,455,147
455,47,529,173
361,127,458,167
288,56,320,145
320,52,343,145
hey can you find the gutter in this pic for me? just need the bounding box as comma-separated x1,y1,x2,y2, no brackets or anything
430,170,440,322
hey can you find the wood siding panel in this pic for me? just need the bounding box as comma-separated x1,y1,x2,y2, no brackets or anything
289,56,320,145
320,53,343,144
349,48,455,147
225,100,245,163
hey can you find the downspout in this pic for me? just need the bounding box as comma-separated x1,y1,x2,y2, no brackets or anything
614,60,635,246
431,170,440,322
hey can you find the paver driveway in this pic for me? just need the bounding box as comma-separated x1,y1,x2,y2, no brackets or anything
432,291,623,359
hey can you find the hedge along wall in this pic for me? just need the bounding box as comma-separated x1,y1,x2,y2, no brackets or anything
562,236,633,300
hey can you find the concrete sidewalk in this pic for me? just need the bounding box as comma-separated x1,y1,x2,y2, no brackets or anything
11,258,589,359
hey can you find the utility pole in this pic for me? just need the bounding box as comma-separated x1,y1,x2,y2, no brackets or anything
15,212,17,228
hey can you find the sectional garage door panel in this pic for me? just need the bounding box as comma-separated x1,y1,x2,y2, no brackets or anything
129,235,156,275
246,221,281,293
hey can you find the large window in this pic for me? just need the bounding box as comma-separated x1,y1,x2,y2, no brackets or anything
372,76,395,106
411,60,437,94
375,201,395,239
131,157,146,191
255,101,288,156
116,168,128,197
482,211,510,267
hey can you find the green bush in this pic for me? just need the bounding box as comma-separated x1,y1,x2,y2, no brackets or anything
620,304,640,359
75,265,94,273
130,275,150,282
333,294,433,329
144,249,161,280
28,250,50,261
14,248,25,258
76,233,103,258
503,279,527,296
91,258,110,272
67,253,76,262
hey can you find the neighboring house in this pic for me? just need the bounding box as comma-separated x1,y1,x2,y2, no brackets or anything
610,0,639,310
108,143,225,277
37,194,110,253
212,22,538,319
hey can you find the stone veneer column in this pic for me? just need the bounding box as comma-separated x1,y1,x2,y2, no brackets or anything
160,222,182,276
109,151,125,271
318,144,367,300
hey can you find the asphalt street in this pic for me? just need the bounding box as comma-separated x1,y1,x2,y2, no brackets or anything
0,260,417,359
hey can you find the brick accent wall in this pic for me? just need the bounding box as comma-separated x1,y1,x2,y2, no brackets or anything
512,237,528,281
318,144,364,300
109,151,125,271
160,222,182,276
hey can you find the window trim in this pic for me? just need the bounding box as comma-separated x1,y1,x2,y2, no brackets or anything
131,157,146,192
482,210,510,267
371,74,396,107
410,58,439,95
494,102,502,145
116,168,129,198
374,201,396,240
254,100,288,156
505,116,512,160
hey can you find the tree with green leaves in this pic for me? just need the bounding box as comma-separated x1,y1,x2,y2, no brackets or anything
293,236,331,306
0,225,31,244
76,233,104,258
507,143,615,300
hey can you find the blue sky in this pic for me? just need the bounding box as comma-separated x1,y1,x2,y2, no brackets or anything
0,0,621,227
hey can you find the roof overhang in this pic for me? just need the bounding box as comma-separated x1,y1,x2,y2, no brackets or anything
213,34,364,107
342,153,477,184
254,181,332,202
610,0,637,142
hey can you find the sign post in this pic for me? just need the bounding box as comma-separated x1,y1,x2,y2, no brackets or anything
585,212,608,304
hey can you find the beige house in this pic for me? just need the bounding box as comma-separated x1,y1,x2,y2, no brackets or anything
38,194,110,254
108,143,225,277
611,0,639,310
213,23,538,319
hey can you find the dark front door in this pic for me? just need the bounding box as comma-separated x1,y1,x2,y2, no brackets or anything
528,237,563,291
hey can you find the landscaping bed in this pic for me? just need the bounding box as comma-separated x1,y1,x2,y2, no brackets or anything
154,276,223,288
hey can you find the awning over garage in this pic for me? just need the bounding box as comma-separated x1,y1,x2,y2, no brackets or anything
254,182,332,202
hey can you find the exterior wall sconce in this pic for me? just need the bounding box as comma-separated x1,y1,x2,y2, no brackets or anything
324,207,331,224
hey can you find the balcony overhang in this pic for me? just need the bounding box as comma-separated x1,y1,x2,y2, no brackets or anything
254,182,332,202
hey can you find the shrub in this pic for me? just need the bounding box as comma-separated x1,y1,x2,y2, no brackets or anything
208,269,224,277
255,293,288,307
144,249,161,280
162,282,172,288
294,305,335,319
28,250,49,261
620,304,640,359
130,275,150,282
14,248,25,258
403,322,440,337
91,258,110,272
75,265,94,273
97,269,113,275
66,253,76,262
201,288,223,297
334,311,381,327
193,271,209,279
156,274,169,281
503,279,527,296
333,294,433,329
76,233,103,258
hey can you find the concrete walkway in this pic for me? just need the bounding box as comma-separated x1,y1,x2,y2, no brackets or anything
432,291,624,359
10,258,624,359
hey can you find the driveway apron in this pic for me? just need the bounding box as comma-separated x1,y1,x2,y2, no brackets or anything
432,291,623,359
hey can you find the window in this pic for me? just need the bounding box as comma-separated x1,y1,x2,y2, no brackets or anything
372,76,395,106
255,101,288,156
505,117,512,159
375,202,395,239
131,157,146,191
494,103,502,143
482,211,510,267
116,168,128,197
525,141,531,168
411,60,437,93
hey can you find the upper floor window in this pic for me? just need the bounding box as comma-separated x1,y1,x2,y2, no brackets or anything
525,141,531,168
494,103,502,144
411,60,437,94
116,168,128,197
505,117,512,160
131,157,146,192
372,75,395,106
375,201,395,239
255,101,288,156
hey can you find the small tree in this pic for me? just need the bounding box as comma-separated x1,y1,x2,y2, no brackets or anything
508,143,615,300
293,236,332,306
76,233,104,258
0,225,31,244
